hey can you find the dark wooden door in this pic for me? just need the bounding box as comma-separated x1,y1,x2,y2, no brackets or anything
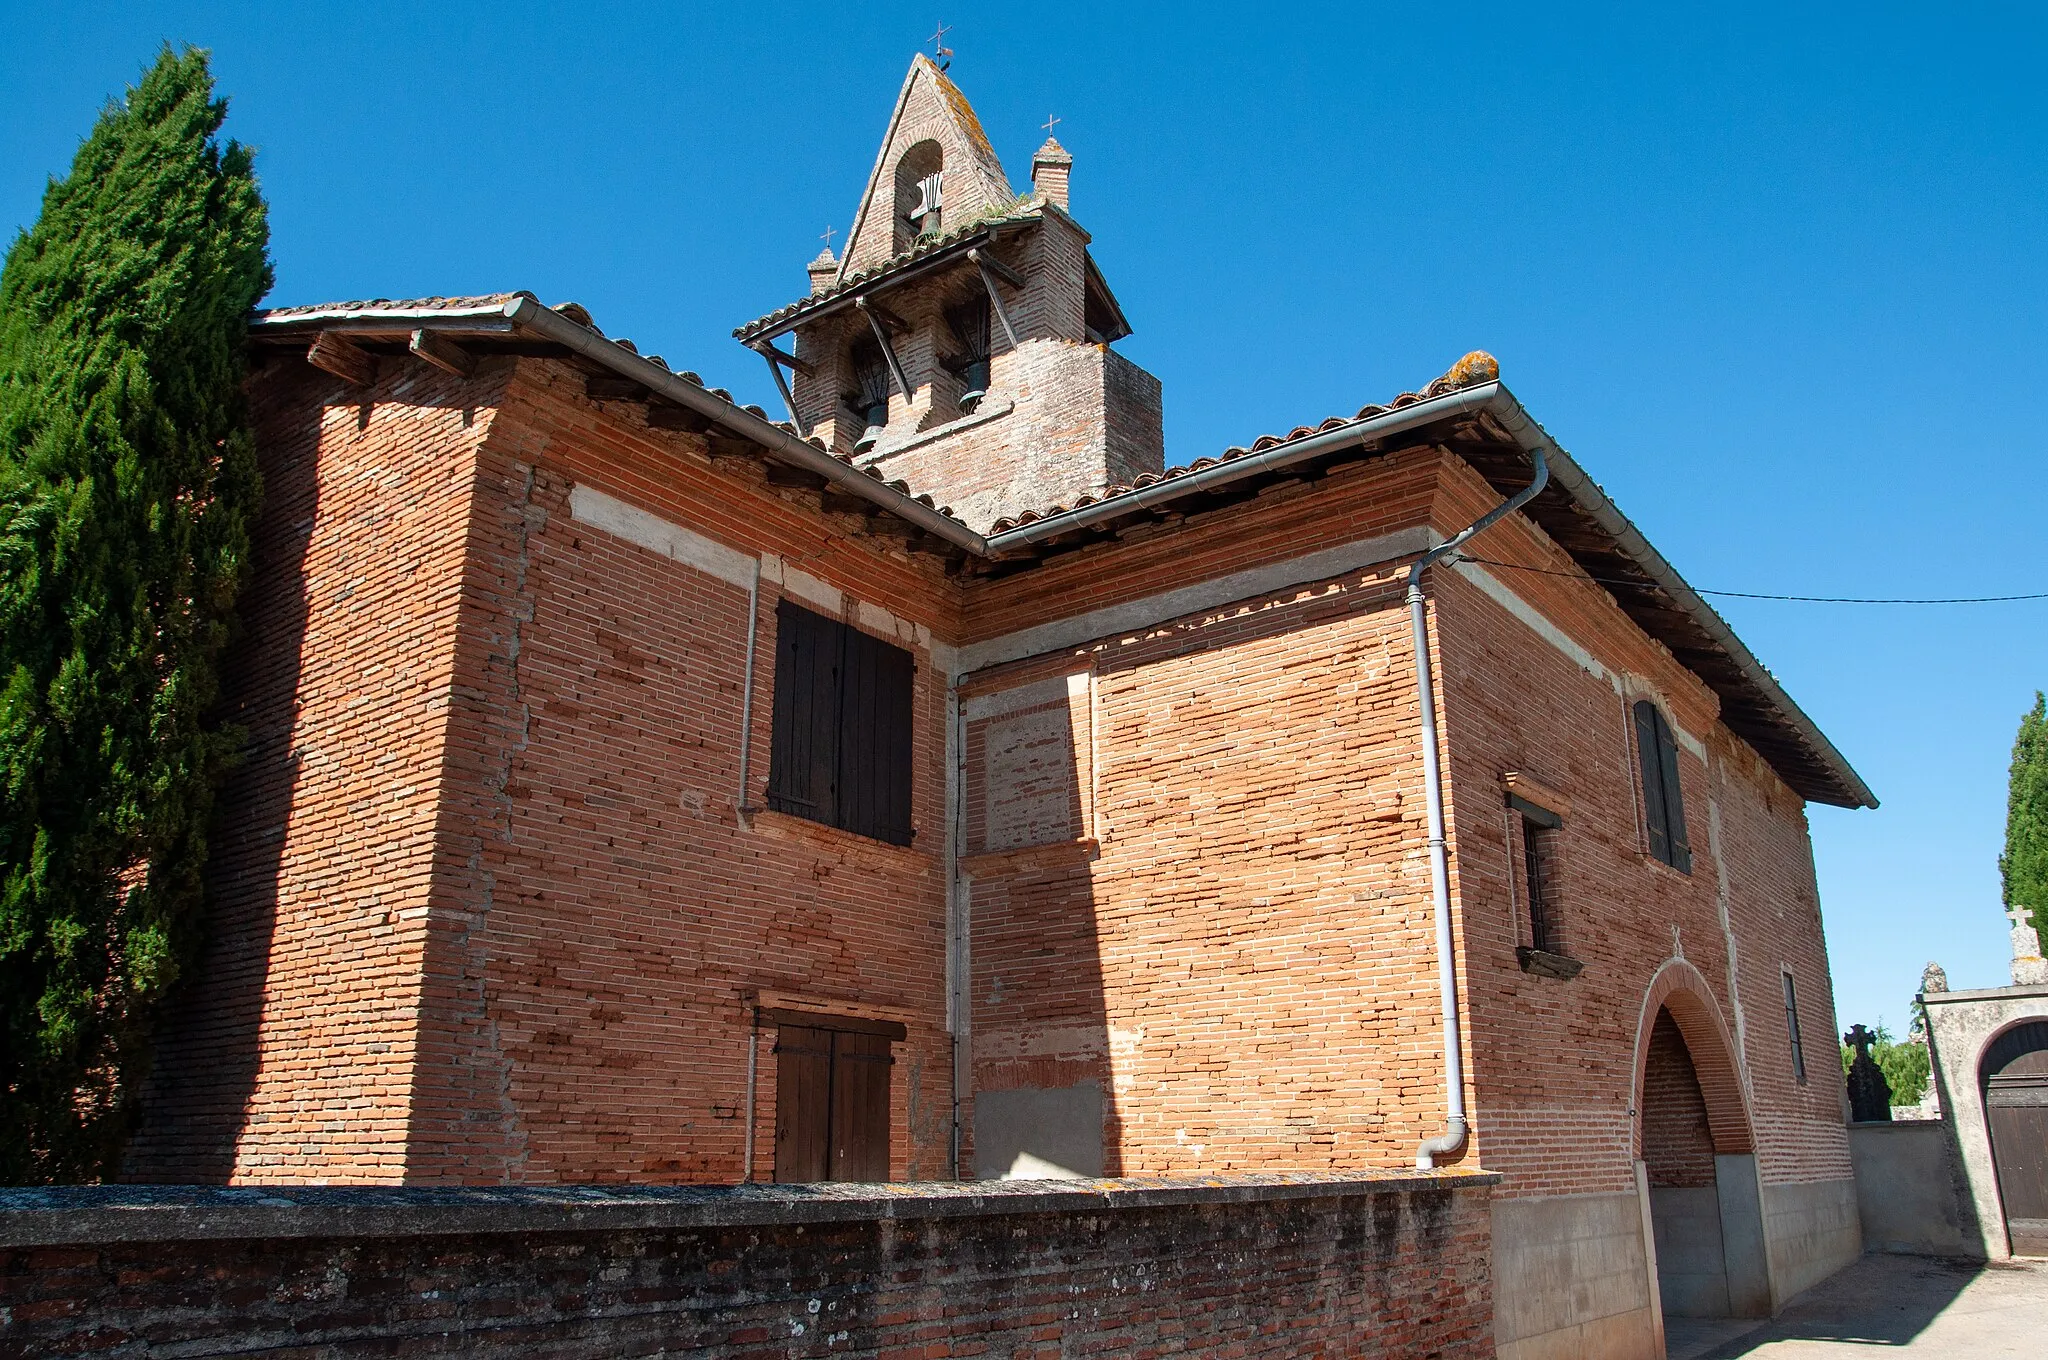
830,1030,894,1182
770,1015,897,1184
772,1025,833,1183
1985,1021,2048,1257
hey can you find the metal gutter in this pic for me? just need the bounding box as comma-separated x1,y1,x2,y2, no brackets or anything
981,378,1873,809
501,296,991,556
1484,389,1877,810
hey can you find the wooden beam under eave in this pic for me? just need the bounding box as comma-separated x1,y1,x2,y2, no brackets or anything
821,491,874,516
307,331,377,387
765,463,827,491
586,376,647,401
646,402,713,433
409,329,477,378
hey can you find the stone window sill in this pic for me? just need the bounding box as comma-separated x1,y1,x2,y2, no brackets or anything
858,401,1014,468
1516,947,1584,981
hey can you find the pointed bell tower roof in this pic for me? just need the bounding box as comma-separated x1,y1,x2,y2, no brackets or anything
836,54,1017,282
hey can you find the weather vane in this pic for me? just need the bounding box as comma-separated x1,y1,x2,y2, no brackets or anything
930,21,953,70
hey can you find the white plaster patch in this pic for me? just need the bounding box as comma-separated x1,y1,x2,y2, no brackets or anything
964,675,1076,722
568,484,752,589
759,553,842,615
1450,559,1615,689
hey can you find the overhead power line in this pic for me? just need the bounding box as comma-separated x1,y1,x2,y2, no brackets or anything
1456,557,2048,606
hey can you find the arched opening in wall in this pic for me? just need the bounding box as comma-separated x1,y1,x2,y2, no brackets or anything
1638,971,1771,1324
1980,1020,2048,1257
1644,1008,1731,1318
893,140,945,253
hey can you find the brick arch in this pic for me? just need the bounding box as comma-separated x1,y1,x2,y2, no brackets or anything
1632,959,1754,1156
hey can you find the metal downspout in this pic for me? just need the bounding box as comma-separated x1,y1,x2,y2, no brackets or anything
945,673,968,1179
1410,446,1550,1169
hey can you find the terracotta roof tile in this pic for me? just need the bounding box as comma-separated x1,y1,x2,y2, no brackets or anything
984,353,1501,532
733,208,1042,340
253,292,971,530
256,293,522,319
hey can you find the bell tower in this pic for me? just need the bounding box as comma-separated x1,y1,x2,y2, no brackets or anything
735,56,1164,532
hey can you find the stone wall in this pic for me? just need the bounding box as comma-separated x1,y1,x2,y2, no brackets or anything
1848,1119,1977,1257
0,1174,1498,1359
1921,983,2048,1258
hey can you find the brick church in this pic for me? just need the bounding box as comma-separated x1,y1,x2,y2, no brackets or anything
128,56,1875,1359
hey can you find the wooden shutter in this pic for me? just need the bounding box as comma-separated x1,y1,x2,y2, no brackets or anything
1781,972,1807,1081
829,1029,894,1182
837,626,915,846
767,601,843,825
1634,700,1671,864
772,1024,833,1183
1654,708,1692,872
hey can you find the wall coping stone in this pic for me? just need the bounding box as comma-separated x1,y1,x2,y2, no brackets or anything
0,1171,1498,1247
1923,983,2048,1004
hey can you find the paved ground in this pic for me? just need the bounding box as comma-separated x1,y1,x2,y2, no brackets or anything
1664,1253,2048,1359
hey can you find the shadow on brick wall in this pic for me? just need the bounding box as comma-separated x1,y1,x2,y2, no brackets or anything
122,369,337,1180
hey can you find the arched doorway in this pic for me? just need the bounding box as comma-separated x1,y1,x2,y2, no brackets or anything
1636,964,1771,1321
1981,1020,2048,1257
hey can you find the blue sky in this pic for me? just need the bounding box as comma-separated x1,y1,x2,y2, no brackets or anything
5,3,2043,1039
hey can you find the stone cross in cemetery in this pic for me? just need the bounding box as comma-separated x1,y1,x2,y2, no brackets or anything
1844,1023,1893,1123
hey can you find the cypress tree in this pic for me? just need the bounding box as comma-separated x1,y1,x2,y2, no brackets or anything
2005,693,2048,958
0,47,269,1181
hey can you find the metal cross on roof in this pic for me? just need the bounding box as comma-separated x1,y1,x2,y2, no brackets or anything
1042,113,1061,134
929,21,953,69
820,224,836,252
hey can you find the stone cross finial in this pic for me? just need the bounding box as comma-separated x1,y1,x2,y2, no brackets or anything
2010,903,2048,985
1844,1023,1877,1057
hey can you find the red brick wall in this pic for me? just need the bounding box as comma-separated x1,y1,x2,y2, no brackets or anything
127,358,510,1183
133,349,1852,1205
1426,454,1852,1196
133,356,967,1184
402,359,962,1183
965,560,1446,1173
1642,1009,1718,1188
957,445,1852,1198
